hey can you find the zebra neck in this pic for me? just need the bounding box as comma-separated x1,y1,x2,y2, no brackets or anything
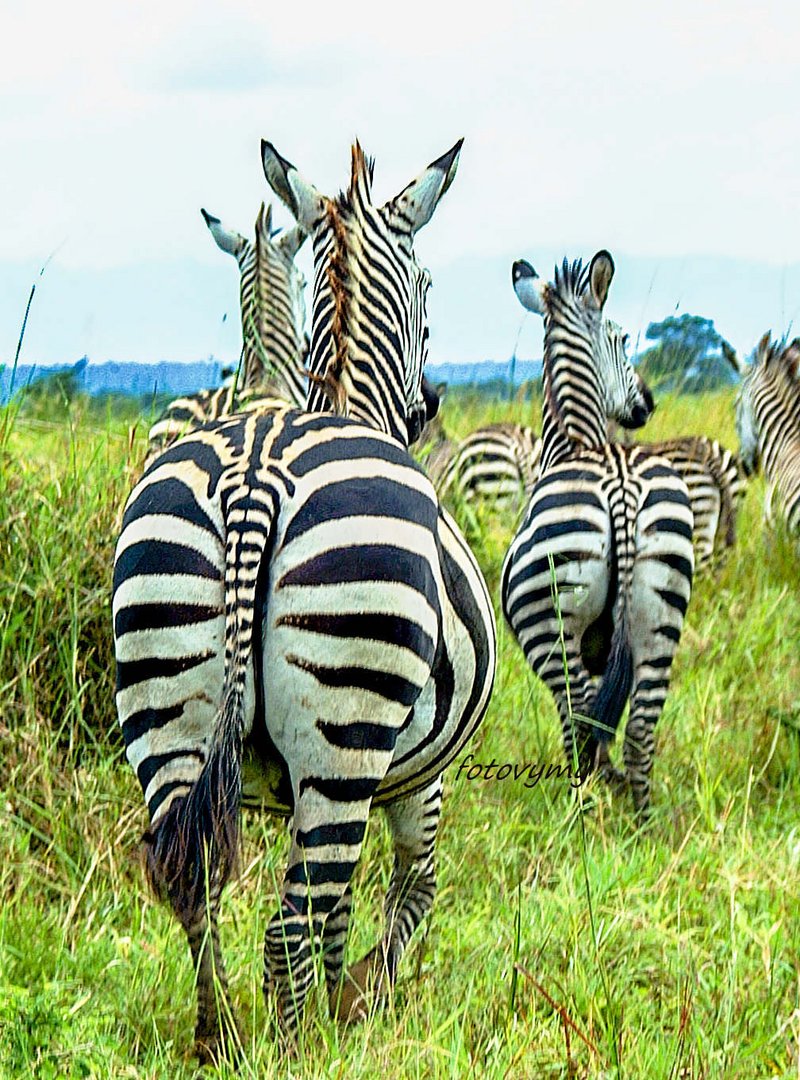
539,335,607,471
759,396,800,478
305,220,410,444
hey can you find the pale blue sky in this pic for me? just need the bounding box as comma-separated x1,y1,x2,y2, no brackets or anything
3,0,800,366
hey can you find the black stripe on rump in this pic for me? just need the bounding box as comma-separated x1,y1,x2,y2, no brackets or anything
288,430,422,478
283,476,436,548
114,540,219,585
121,702,185,746
114,602,220,639
286,655,421,707
136,747,204,793
278,544,436,601
531,518,604,544
116,651,214,693
531,490,605,515
122,477,221,538
276,611,435,660
316,719,399,751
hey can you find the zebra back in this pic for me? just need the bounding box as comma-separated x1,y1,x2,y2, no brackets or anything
432,422,542,505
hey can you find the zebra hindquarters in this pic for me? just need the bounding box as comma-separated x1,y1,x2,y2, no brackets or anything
502,464,615,778
259,472,442,1035
624,457,694,816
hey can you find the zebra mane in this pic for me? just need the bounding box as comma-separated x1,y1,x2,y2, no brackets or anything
307,142,379,412
552,257,588,302
334,141,376,210
755,332,800,380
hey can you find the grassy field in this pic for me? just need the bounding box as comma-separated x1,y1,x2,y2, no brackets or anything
1,388,799,1079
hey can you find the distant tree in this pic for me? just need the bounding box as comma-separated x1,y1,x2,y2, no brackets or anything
637,314,737,392
20,358,87,416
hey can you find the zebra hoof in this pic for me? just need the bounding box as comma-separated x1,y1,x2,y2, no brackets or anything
329,952,389,1025
194,1017,243,1068
600,764,627,789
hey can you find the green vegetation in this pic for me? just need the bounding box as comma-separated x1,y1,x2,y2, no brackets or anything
1,389,799,1078
637,314,737,393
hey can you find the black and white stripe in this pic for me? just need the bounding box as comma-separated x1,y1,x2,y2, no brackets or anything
501,254,693,817
431,422,542,506
144,203,308,467
736,333,800,537
113,139,495,1061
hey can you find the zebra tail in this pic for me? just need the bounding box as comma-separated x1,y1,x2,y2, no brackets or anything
143,489,277,919
591,492,634,744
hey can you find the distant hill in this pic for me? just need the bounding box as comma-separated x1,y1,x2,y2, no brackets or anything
1,357,224,404
0,356,542,405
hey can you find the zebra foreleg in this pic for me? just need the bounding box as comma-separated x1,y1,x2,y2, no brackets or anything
333,777,443,1023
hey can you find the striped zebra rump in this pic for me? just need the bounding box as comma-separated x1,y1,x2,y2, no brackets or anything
433,423,542,506
502,444,693,797
631,436,745,568
116,410,495,1048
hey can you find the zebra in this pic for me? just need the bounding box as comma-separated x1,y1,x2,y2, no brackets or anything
143,202,308,467
431,421,542,507
430,393,741,571
501,254,694,817
425,322,637,510
112,138,496,1062
735,332,800,536
628,436,745,569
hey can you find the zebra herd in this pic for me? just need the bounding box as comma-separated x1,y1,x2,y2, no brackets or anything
112,137,800,1064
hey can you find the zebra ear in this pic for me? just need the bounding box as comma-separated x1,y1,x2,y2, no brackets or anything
587,250,615,310
261,141,327,234
385,138,463,235
277,224,308,260
201,209,247,258
512,259,546,316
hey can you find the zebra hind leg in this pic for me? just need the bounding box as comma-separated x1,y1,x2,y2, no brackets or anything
263,795,373,1043
142,821,241,1066
332,777,443,1024
540,636,599,783
622,676,666,820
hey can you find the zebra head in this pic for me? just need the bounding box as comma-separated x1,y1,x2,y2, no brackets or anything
201,204,308,398
261,138,462,445
512,253,653,435
736,332,800,475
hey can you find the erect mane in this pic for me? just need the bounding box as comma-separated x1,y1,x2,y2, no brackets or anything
308,141,377,412
551,257,587,303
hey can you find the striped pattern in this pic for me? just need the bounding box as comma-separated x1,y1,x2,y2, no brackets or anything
502,254,693,817
431,422,542,506
113,139,495,1061
736,333,800,536
144,202,308,468
633,436,745,568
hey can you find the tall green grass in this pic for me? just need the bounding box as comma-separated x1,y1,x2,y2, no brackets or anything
1,389,799,1078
